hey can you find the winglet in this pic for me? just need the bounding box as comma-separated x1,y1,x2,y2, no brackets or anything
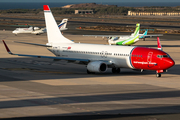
43,5,50,11
157,37,162,50
2,40,13,54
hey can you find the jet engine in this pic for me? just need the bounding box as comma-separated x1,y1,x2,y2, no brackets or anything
34,27,40,30
87,61,107,73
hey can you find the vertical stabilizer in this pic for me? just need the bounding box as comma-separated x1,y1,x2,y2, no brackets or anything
43,5,73,44
157,37,162,50
133,23,140,37
143,29,148,35
58,19,68,30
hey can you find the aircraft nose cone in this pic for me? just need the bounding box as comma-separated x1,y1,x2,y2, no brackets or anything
166,58,175,69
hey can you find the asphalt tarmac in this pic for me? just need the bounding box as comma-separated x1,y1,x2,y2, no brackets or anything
0,26,180,120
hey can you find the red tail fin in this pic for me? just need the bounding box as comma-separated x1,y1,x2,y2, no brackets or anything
157,37,162,50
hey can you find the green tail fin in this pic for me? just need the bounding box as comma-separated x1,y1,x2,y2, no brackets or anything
133,23,140,37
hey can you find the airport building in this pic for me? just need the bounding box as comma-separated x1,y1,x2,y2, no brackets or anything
128,11,180,16
75,10,94,14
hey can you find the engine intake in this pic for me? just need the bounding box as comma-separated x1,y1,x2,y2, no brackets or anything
87,61,107,73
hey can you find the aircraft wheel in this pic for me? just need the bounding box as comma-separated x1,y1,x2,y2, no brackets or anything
156,73,161,77
112,68,117,73
116,68,120,73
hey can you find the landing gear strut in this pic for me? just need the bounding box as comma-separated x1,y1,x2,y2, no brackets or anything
112,68,120,73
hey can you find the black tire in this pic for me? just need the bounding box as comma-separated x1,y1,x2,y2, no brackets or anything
156,73,161,77
116,68,120,73
112,68,117,73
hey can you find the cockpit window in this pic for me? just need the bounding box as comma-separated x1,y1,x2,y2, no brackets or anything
157,55,162,58
157,54,169,58
163,55,169,57
112,37,119,41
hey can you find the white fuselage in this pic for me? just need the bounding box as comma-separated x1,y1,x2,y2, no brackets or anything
12,27,41,34
12,27,33,34
31,28,46,34
47,43,136,69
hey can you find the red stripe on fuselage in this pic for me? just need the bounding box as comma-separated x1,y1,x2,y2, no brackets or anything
131,47,174,71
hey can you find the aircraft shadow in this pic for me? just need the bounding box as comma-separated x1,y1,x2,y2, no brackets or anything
0,57,179,82
0,58,180,119
1,113,180,120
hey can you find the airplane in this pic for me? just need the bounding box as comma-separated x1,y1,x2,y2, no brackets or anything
2,5,175,77
83,23,140,45
12,26,39,35
108,23,139,45
12,19,68,35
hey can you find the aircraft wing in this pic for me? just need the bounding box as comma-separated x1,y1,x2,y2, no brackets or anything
141,34,163,38
14,41,52,47
2,40,115,65
3,40,89,62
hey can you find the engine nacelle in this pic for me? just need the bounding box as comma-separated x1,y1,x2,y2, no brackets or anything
87,61,107,73
34,27,40,30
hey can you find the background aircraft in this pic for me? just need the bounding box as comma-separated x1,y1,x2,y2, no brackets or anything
12,19,68,35
3,5,174,77
108,23,139,45
84,23,140,45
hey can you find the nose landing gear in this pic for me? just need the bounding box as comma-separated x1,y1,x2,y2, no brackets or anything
156,73,161,77
156,70,164,77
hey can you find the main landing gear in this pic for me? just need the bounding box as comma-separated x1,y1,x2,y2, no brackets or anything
112,68,120,73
